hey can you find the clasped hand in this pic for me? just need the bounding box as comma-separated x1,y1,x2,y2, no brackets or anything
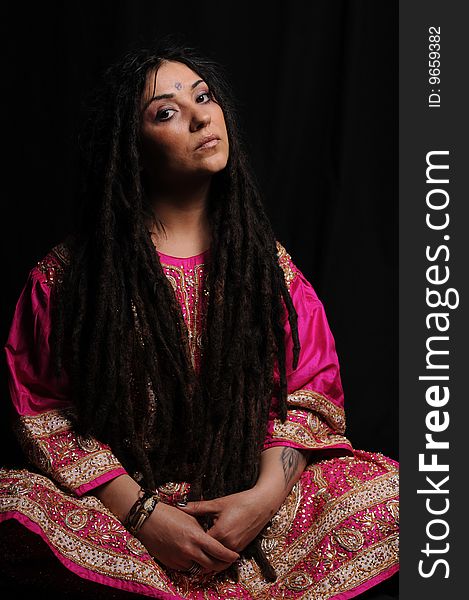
137,487,275,576
177,487,274,554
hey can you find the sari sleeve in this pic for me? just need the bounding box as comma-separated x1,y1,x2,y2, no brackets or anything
262,242,354,457
4,246,127,496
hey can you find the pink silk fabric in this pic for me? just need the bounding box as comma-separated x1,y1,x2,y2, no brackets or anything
0,241,399,599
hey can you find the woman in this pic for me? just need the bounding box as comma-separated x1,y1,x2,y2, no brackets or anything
0,37,399,599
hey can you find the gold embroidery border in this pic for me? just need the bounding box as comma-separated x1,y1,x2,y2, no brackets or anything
0,470,174,594
270,416,352,450
287,389,346,434
54,452,124,490
307,534,399,600
17,409,75,437
1,467,398,599
239,470,399,596
276,241,298,291
16,410,124,491
263,535,398,600
276,472,399,578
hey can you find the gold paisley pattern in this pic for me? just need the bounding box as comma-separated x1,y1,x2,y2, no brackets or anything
76,435,101,453
283,570,314,592
333,527,365,552
126,537,147,556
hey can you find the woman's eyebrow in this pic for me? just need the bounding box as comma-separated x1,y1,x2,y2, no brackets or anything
143,79,204,111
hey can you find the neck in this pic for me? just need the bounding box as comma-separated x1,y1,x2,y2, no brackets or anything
146,177,212,250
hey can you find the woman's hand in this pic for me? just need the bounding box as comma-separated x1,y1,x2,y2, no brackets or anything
177,447,312,554
93,474,239,575
137,501,240,574
177,488,274,553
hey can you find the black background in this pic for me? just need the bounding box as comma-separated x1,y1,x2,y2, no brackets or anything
1,1,397,462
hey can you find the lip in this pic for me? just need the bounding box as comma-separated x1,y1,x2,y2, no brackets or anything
195,134,220,150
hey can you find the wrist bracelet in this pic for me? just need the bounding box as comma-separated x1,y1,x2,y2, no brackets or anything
124,487,160,536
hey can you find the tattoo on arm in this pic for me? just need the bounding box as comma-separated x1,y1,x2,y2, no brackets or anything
280,447,302,487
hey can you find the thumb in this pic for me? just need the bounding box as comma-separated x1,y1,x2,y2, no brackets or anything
176,499,220,516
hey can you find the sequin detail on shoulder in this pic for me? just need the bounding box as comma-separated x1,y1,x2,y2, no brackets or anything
276,240,298,291
36,242,71,287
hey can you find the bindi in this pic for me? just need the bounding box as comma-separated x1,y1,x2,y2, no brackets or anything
174,81,183,90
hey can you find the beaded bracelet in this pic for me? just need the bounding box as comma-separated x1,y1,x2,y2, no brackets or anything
124,487,160,536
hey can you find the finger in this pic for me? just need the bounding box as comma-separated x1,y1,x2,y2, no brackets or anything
205,523,223,542
192,550,236,574
199,533,240,563
206,523,248,550
177,500,219,516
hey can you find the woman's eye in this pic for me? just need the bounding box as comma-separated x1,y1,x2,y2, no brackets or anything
155,108,176,122
196,92,211,103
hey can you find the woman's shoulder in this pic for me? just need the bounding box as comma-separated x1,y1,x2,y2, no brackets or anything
275,239,321,306
32,237,73,288
275,240,301,292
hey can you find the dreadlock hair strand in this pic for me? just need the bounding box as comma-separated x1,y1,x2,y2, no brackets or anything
49,34,302,580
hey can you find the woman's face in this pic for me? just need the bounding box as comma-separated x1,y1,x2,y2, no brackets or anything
140,60,229,190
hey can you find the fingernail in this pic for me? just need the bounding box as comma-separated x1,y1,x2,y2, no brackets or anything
176,500,188,507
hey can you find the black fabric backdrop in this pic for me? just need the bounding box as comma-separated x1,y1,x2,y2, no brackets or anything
1,1,397,463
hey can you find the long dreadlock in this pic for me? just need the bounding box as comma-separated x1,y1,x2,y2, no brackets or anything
50,35,301,581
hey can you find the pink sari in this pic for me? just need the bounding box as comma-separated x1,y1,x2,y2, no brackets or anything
0,241,399,599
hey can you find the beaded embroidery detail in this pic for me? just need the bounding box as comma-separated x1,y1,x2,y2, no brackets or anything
15,409,124,492
158,261,209,373
276,240,299,291
36,242,70,286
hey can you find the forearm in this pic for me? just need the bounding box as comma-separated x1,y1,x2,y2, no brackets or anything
93,473,141,522
254,446,311,516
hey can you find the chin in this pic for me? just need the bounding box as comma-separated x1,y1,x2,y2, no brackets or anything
205,152,229,173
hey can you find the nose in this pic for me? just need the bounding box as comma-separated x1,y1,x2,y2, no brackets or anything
190,106,211,132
